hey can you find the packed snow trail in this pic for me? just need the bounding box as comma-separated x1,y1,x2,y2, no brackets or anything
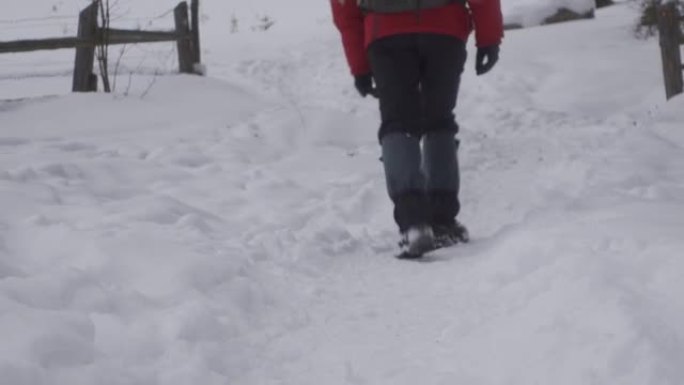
216,11,684,384
2,3,684,385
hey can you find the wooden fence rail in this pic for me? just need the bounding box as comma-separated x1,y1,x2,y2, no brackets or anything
0,0,201,93
657,2,683,100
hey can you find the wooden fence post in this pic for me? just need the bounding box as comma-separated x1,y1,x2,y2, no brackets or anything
191,0,201,67
72,1,98,92
2,0,203,92
657,2,683,100
174,1,194,74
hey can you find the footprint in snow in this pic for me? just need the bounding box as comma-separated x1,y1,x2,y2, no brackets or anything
0,138,31,147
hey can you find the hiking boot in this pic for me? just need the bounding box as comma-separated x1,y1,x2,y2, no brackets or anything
433,221,469,249
397,225,435,259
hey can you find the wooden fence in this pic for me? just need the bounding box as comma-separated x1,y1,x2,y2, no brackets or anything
657,2,684,100
0,0,201,92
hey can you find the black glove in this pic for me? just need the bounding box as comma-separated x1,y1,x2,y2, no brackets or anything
476,45,500,76
354,73,377,98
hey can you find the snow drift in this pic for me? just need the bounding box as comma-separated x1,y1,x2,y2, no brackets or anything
1,1,684,385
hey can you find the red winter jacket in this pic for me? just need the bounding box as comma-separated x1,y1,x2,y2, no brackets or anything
331,0,504,75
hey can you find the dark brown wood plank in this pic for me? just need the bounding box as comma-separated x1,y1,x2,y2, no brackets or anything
0,29,188,54
174,2,194,74
657,3,684,100
72,2,98,92
0,37,86,53
106,29,184,44
191,0,201,66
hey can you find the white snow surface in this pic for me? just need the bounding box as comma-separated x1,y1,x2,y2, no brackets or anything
503,0,596,27
2,2,684,385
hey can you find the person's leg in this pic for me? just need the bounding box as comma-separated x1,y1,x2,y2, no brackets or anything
423,133,460,224
369,35,430,233
417,35,467,228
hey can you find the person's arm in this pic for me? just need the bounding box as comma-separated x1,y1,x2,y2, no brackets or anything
467,0,504,75
467,0,504,48
331,0,371,76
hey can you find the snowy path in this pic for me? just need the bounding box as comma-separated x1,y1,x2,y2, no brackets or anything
220,14,684,384
2,4,684,385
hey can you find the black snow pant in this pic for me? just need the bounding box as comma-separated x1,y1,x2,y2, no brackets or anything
368,34,467,232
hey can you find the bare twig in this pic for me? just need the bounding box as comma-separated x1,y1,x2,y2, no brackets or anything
124,71,133,97
111,44,129,92
140,70,160,99
96,0,112,92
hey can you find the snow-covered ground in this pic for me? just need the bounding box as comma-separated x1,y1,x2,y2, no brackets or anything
503,0,595,27
2,1,684,384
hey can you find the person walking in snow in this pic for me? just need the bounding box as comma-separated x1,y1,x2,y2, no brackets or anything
331,0,504,258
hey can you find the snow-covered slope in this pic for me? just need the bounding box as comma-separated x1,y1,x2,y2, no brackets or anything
2,2,684,385
1,0,596,98
504,0,596,27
